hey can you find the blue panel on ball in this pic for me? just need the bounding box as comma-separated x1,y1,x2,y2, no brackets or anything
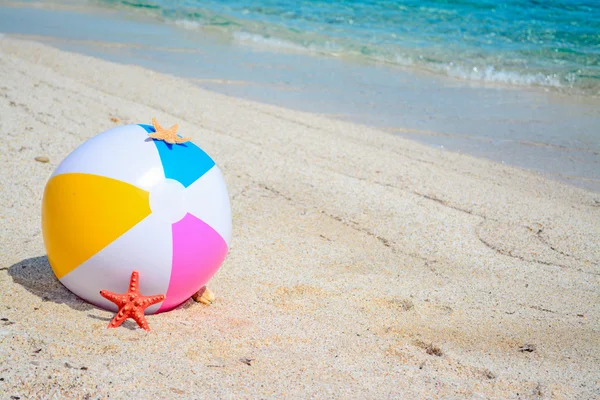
137,124,215,188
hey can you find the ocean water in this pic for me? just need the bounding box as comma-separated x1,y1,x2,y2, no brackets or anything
96,0,600,96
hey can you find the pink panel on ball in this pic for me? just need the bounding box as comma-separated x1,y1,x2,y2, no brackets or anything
158,213,228,312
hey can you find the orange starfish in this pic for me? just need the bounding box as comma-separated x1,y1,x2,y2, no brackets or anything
99,270,165,331
148,117,191,144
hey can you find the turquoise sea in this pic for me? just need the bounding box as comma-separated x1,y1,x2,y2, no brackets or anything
0,0,599,191
98,0,600,96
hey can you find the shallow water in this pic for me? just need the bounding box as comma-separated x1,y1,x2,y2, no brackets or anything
0,1,599,191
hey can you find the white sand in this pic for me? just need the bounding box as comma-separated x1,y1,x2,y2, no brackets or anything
0,36,599,399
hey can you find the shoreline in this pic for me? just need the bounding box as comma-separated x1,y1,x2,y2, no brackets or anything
0,1,599,193
1,35,599,398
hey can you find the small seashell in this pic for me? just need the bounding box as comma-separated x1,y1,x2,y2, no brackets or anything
192,286,215,305
35,156,49,163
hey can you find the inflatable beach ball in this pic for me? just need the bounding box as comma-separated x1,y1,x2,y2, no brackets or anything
41,120,231,314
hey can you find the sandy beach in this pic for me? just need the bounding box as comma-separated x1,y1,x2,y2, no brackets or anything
0,36,599,398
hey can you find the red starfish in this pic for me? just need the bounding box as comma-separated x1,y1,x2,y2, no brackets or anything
99,270,165,331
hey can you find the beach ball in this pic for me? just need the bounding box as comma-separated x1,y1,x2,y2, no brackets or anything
41,120,232,314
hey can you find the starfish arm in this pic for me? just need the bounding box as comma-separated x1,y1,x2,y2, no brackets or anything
165,124,179,136
151,117,164,132
139,294,166,308
131,309,151,331
107,308,132,329
128,270,141,294
147,132,164,140
173,136,192,144
100,290,128,308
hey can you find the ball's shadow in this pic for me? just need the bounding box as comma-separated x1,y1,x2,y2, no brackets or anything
7,255,94,311
8,256,200,326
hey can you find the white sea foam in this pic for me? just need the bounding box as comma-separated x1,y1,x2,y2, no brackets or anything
441,65,563,89
232,32,309,53
174,19,204,30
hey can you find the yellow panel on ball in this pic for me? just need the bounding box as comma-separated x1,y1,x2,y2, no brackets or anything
42,172,152,279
